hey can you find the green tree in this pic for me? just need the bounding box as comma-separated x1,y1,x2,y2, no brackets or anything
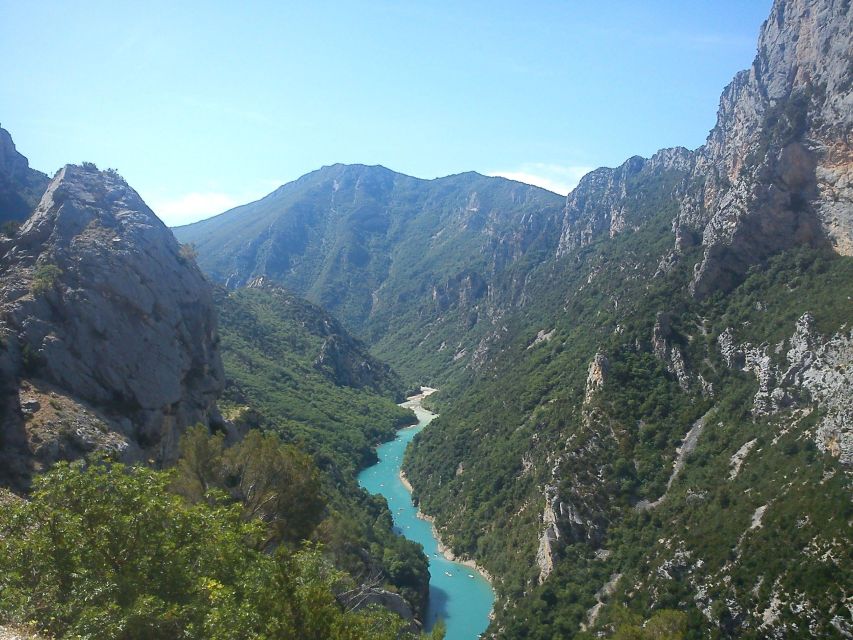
0,458,408,640
174,426,325,545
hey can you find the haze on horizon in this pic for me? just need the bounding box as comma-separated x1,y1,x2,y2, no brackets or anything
0,0,772,226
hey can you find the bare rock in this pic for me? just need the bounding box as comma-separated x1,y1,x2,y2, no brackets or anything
556,148,692,257
0,164,223,485
718,313,853,463
0,126,49,224
680,0,853,297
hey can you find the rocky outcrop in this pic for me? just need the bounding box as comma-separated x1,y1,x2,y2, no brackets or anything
339,587,419,633
678,0,853,296
0,164,224,486
556,148,692,258
718,313,853,464
0,126,49,224
652,312,691,391
535,486,561,583
584,352,608,402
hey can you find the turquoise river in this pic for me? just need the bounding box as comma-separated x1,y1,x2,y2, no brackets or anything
357,390,495,639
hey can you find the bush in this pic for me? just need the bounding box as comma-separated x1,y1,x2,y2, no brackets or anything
31,262,62,295
0,458,409,640
179,243,198,264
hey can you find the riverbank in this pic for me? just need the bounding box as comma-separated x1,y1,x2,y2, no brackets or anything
359,387,495,638
398,388,495,586
399,468,495,585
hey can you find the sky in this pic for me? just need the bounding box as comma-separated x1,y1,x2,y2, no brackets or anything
1,1,772,226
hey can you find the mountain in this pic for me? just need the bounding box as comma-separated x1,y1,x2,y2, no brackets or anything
401,0,853,637
0,126,49,224
0,163,224,489
176,0,851,635
174,166,566,383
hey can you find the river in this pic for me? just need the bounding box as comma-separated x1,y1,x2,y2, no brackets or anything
357,389,495,639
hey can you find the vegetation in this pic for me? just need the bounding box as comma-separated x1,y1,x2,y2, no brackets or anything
216,285,411,472
0,458,412,640
178,242,199,264
215,284,431,617
403,196,853,639
31,262,62,294
173,426,325,546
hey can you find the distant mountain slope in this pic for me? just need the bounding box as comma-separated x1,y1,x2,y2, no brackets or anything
175,166,566,382
0,126,49,224
215,280,411,471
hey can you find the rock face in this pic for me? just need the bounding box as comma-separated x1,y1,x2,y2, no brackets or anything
557,0,852,299
0,164,224,486
557,147,693,258
719,313,853,465
0,126,49,224
678,0,853,296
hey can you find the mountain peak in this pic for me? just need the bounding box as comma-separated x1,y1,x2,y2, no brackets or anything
0,163,224,486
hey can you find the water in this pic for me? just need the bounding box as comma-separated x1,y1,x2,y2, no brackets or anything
357,393,494,639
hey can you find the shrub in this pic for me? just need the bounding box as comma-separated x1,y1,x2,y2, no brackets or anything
0,458,408,640
31,262,62,295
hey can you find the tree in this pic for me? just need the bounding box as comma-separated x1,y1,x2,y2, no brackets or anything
174,426,325,545
0,458,409,640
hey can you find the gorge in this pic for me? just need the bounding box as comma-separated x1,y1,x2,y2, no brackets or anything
358,388,494,639
0,0,851,638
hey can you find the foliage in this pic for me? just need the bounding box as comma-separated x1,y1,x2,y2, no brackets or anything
609,609,688,639
31,262,62,294
178,243,198,264
173,426,325,545
0,459,409,640
217,285,411,473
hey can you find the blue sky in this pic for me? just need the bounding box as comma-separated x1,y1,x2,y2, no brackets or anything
1,1,772,226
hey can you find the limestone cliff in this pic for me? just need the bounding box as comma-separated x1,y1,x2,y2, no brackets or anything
557,147,693,258
0,126,49,224
0,164,224,488
557,0,852,300
679,0,852,296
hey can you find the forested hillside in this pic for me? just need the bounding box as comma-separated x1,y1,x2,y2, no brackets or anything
214,282,432,617
175,166,566,386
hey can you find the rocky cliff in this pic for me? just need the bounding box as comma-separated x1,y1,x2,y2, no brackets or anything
556,0,852,300
680,0,853,297
0,126,49,224
0,164,224,488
